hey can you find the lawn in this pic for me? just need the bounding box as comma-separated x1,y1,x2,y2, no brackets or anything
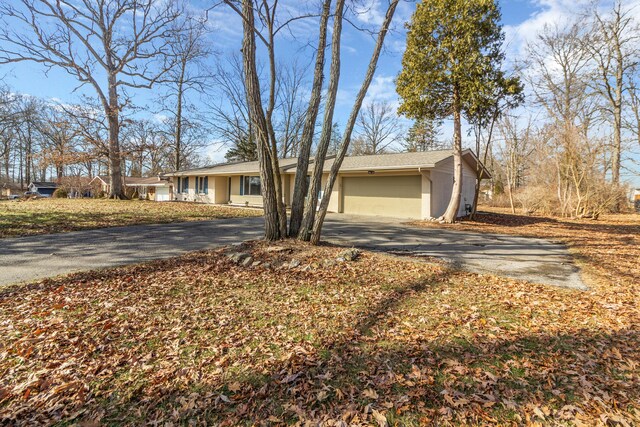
1,208,639,426
0,198,262,238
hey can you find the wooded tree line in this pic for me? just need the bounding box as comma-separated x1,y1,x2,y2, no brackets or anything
0,88,206,189
485,1,639,218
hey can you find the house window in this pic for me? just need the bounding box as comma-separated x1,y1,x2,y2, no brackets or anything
182,177,189,193
241,176,261,196
196,176,208,194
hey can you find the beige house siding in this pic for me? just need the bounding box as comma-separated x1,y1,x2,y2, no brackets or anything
430,157,477,218
170,152,482,219
285,173,339,213
229,175,261,206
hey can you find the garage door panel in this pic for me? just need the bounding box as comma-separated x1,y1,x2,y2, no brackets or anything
342,175,421,218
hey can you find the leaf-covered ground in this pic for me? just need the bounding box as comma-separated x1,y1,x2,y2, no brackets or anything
1,211,639,426
0,199,262,238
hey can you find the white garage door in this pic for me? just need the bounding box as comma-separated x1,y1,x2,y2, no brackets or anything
342,175,422,218
155,187,171,202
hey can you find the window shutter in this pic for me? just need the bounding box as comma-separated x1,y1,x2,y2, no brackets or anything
177,177,181,193
195,176,199,193
204,176,208,195
240,175,244,196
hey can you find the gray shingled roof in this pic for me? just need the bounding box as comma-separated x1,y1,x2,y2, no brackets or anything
124,176,172,187
323,150,456,171
30,182,59,188
167,149,490,178
169,157,300,177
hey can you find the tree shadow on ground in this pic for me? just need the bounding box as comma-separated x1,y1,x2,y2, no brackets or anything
91,277,640,423
2,254,638,426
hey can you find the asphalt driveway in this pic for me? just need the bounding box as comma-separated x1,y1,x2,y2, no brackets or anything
0,214,586,289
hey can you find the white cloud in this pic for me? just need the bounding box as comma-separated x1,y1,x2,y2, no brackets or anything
205,143,229,165
504,0,640,60
353,0,386,26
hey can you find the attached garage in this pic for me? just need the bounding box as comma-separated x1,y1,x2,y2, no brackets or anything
342,175,422,219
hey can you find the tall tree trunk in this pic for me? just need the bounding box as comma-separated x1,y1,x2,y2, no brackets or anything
299,0,345,242
241,0,281,240
610,49,623,197
441,85,463,223
309,0,399,245
265,16,287,237
471,115,497,220
289,0,331,237
25,121,32,189
175,59,185,172
107,74,125,199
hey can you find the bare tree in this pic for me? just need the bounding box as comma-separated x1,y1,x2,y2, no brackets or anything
288,0,332,237
0,0,181,198
525,21,601,215
584,0,640,186
14,95,43,188
161,12,213,171
207,54,255,161
276,61,309,158
497,116,533,213
0,88,18,181
352,100,403,155
37,106,80,182
467,72,524,219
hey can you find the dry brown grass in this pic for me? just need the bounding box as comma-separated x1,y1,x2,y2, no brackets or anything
1,229,638,425
0,198,262,238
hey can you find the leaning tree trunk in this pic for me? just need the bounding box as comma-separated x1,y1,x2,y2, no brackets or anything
298,0,346,242
265,20,288,237
241,0,281,240
440,85,463,223
288,0,331,237
309,0,399,245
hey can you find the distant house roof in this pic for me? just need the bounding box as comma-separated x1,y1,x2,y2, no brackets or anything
1,181,22,191
29,182,59,189
124,176,172,187
91,175,172,187
169,157,300,177
168,149,491,179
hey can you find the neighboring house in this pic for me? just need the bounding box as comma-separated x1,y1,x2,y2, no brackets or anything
59,176,96,198
125,176,173,201
634,188,640,213
1,182,22,198
27,182,59,197
90,175,173,201
167,149,489,219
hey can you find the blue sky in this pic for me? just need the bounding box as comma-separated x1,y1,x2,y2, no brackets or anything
1,0,639,187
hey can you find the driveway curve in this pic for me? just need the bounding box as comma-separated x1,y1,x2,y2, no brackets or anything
0,214,586,289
